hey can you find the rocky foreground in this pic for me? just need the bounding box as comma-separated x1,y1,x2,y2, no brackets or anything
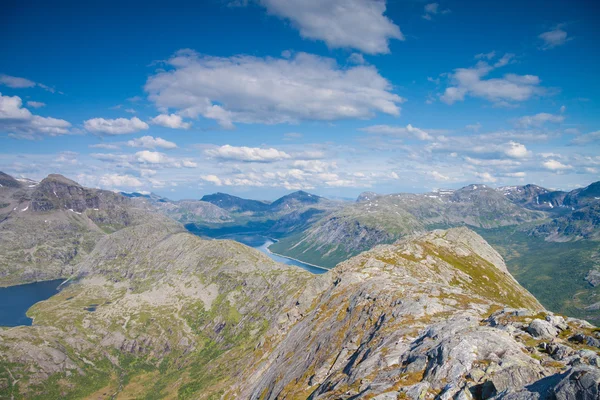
0,213,599,398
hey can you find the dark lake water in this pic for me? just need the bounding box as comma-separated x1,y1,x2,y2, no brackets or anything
217,234,329,275
0,279,64,327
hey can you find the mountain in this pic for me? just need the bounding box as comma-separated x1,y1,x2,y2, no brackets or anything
0,172,162,286
201,192,271,213
0,171,21,189
498,184,568,211
271,184,546,268
268,190,324,212
532,202,600,241
2,225,599,399
564,181,600,208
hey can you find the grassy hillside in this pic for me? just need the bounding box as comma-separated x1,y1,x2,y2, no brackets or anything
476,226,600,322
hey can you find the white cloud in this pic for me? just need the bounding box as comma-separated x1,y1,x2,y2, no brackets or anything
0,74,55,92
292,160,337,173
516,112,564,127
475,51,496,60
201,174,223,185
205,145,291,162
89,143,120,150
348,53,366,65
475,172,497,183
145,50,404,129
182,160,197,168
0,93,71,139
539,26,570,50
440,54,545,106
430,171,450,181
361,124,434,140
127,136,178,149
422,3,450,20
150,113,192,129
0,74,36,88
259,0,403,54
125,108,136,114
504,141,530,158
99,174,143,188
543,159,572,171
135,150,171,164
26,101,45,108
571,131,600,146
505,172,526,178
84,116,149,135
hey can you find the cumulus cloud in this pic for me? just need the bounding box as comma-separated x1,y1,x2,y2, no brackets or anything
430,171,450,181
504,141,530,158
127,136,178,149
84,116,149,135
543,159,572,171
361,124,434,140
475,172,497,182
0,93,71,139
145,50,404,129
150,113,192,129
516,112,564,127
259,0,403,54
205,145,291,162
539,26,570,50
99,173,143,188
440,54,545,106
135,150,172,164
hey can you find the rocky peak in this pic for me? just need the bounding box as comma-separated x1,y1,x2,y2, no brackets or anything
356,191,378,202
0,171,21,188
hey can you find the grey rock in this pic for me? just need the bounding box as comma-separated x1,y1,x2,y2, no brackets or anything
527,319,559,339
553,366,600,399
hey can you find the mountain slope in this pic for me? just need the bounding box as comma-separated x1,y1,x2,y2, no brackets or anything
236,228,600,399
3,225,600,399
272,184,546,268
0,172,160,286
201,192,271,213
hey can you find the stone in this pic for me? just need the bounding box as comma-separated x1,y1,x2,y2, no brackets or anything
527,319,559,339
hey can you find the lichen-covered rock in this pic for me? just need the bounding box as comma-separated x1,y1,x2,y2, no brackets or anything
527,319,559,339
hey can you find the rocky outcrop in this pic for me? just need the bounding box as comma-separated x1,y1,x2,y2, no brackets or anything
233,228,600,399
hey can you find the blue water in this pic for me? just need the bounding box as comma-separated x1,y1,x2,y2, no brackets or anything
218,234,329,275
0,279,64,327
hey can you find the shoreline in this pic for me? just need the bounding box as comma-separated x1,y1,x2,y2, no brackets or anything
209,232,330,273
264,239,330,272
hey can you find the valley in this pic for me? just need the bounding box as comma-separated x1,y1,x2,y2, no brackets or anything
1,172,600,399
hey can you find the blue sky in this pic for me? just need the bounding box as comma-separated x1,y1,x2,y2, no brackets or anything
1,0,599,200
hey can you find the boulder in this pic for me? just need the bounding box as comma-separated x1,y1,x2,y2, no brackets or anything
527,319,559,339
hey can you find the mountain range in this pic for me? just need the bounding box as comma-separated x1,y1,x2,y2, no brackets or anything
1,172,600,399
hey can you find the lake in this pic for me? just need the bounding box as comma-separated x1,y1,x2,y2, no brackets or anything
0,279,64,327
217,234,329,274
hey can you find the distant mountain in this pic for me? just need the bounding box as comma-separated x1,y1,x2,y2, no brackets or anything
269,190,324,212
0,171,168,286
201,192,271,213
0,171,21,188
564,181,600,208
270,184,546,267
532,202,600,241
356,191,377,202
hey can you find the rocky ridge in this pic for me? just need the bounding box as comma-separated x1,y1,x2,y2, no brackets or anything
2,224,599,399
